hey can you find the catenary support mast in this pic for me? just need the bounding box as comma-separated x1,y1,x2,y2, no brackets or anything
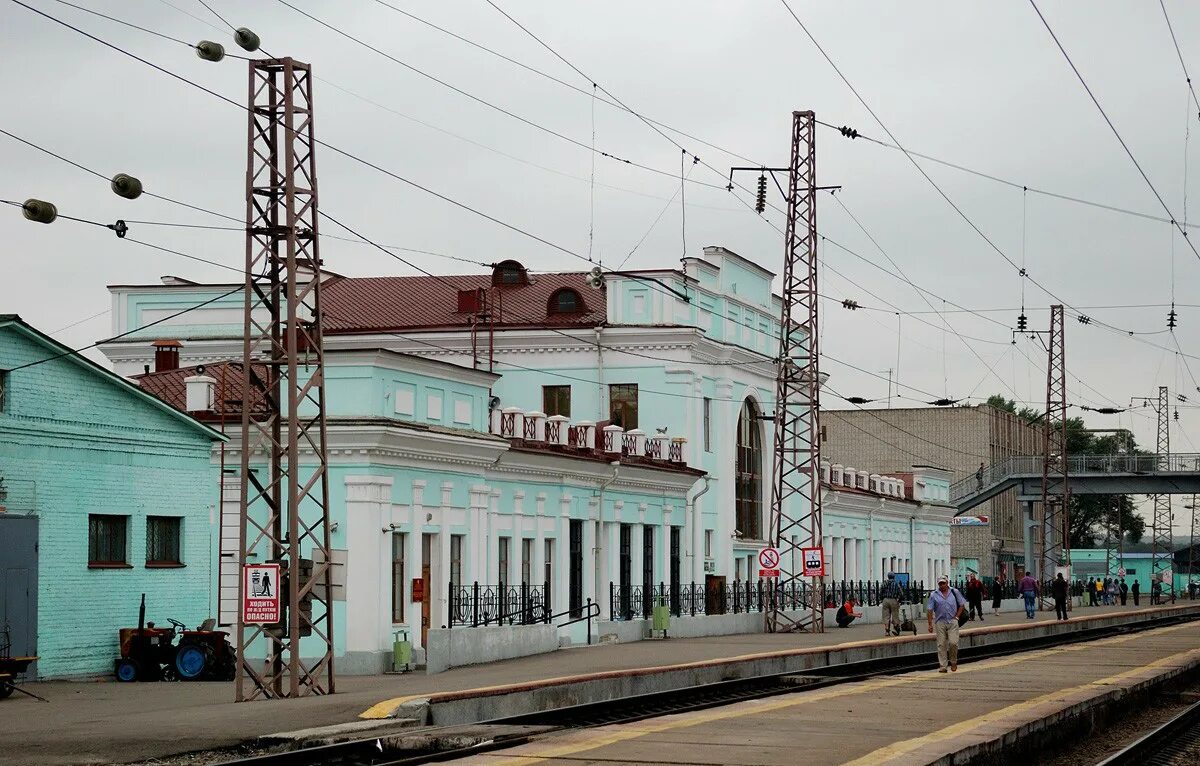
235,57,335,700
1151,386,1172,584
1039,304,1068,609
767,110,823,633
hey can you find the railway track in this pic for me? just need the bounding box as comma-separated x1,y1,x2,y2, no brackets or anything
1095,698,1200,765
215,612,1199,766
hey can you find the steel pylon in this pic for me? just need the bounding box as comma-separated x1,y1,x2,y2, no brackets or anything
766,111,823,634
1151,386,1172,584
235,57,335,700
1039,305,1069,610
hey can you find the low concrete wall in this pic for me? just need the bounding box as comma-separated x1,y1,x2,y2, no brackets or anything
377,604,1200,725
425,624,559,675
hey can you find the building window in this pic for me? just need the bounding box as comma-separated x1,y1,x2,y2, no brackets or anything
735,398,763,540
521,538,533,584
492,259,528,286
450,534,463,590
88,514,129,567
619,524,633,619
543,385,571,417
704,529,713,559
569,520,583,617
670,528,681,613
609,384,638,429
0,369,8,412
548,288,584,315
703,397,712,452
145,516,182,566
642,526,655,615
391,533,406,623
499,537,510,586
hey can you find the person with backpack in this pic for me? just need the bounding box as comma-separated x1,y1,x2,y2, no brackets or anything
927,575,967,672
1018,571,1039,618
880,572,904,637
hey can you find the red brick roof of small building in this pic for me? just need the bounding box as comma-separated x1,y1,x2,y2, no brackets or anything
133,361,270,421
321,270,604,334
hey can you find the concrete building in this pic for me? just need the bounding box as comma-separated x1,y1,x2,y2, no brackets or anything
0,315,225,678
823,405,1040,578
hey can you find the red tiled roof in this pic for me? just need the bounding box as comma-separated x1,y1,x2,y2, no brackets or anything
320,271,604,333
133,362,270,420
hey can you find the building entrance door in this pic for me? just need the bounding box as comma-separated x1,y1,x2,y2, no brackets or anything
0,516,38,676
421,534,432,646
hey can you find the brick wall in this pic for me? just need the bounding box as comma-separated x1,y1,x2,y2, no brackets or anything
0,322,220,678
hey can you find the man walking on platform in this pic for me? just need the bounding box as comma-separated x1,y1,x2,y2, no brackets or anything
1132,578,1141,606
1051,572,1069,621
1120,578,1128,606
1087,577,1097,607
1019,571,1039,618
880,572,903,636
965,574,985,622
927,575,967,673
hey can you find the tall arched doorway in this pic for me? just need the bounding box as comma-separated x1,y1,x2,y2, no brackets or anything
735,398,763,540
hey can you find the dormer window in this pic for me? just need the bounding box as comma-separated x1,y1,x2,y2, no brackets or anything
492,259,529,287
549,288,584,315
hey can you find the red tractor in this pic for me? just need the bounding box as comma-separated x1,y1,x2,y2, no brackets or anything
115,595,236,682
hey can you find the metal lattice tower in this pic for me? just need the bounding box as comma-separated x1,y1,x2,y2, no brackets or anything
1101,430,1131,580
767,111,823,634
1188,493,1198,590
1039,305,1068,609
236,58,335,700
1151,385,1172,583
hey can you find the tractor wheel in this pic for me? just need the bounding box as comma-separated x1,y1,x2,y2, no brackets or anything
115,658,139,682
174,644,210,681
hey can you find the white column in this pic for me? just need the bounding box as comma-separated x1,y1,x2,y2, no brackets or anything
691,491,705,584
714,379,735,576
437,525,451,629
342,475,393,656
583,513,597,610
488,490,501,584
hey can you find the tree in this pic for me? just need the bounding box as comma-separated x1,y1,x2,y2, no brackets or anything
984,394,1146,549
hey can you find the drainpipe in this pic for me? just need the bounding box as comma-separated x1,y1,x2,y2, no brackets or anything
687,477,712,582
595,326,605,421
909,516,916,579
594,462,619,608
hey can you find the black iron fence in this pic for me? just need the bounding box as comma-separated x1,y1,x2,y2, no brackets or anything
448,582,549,627
608,579,929,621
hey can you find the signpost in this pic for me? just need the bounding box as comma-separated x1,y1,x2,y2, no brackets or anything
801,547,825,577
759,548,781,578
242,563,281,625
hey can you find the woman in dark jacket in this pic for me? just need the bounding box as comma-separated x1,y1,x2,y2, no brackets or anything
991,578,1004,616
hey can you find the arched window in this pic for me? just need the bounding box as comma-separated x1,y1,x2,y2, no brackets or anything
492,259,528,287
735,398,763,541
548,288,584,315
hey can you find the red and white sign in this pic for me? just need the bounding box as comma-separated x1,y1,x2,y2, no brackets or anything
801,547,825,577
242,563,281,624
758,547,780,578
1117,567,1127,577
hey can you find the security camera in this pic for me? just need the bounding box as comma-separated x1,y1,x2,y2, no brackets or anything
733,529,744,538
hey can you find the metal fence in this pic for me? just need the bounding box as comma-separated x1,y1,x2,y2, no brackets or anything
448,582,549,627
608,579,929,621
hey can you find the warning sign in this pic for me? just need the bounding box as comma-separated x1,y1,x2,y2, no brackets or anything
1117,567,1126,577
758,547,780,578
801,547,825,577
243,563,281,624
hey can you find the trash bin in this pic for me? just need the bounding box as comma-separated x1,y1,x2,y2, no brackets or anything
652,601,670,638
391,629,412,673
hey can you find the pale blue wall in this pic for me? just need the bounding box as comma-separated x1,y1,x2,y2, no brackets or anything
0,322,220,678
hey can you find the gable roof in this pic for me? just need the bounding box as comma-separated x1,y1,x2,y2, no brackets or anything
133,361,270,422
321,271,605,333
0,314,226,442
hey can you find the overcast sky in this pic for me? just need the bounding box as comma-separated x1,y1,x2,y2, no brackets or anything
3,1,1199,530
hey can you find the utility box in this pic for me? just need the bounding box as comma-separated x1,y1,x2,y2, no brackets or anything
651,602,670,638
391,629,412,673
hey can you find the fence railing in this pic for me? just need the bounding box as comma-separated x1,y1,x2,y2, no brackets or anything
608,579,929,621
949,452,1200,502
448,582,549,627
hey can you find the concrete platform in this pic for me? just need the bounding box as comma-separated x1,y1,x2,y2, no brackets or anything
448,618,1200,765
0,603,1193,765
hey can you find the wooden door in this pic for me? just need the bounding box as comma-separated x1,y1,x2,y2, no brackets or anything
421,534,432,646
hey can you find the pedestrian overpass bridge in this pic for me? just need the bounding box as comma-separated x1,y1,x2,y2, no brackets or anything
951,453,1200,514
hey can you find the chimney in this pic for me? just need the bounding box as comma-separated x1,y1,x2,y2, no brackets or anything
152,339,182,372
184,374,216,413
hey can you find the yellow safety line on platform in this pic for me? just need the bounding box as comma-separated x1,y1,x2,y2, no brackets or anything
472,622,1195,765
358,607,1193,720
842,643,1200,766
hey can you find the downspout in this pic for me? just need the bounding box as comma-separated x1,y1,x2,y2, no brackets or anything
595,462,619,608
595,326,605,421
909,515,916,579
686,477,712,578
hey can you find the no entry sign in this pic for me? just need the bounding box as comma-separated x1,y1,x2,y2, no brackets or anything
243,563,281,624
758,547,780,578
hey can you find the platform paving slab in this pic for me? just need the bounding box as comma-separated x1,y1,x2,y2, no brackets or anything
444,619,1200,765
0,603,1192,765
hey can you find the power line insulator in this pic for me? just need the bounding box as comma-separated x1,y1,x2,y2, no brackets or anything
841,298,859,310
1017,312,1028,332
234,27,261,52
1168,307,1178,330
1174,408,1180,421
21,199,57,224
839,125,859,139
1077,314,1091,325
755,173,767,214
109,220,128,239
110,173,143,200
846,396,871,405
196,40,225,62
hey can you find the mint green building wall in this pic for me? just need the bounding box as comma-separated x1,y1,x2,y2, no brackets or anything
0,322,221,678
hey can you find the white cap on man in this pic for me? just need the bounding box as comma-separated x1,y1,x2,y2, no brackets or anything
937,574,949,585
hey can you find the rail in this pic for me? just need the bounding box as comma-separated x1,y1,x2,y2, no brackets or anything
1094,696,1200,765
950,452,1200,503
